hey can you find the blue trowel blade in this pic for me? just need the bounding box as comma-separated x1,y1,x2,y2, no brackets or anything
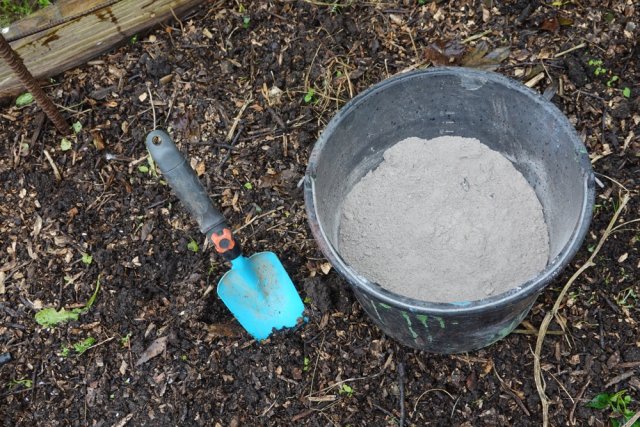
217,252,305,340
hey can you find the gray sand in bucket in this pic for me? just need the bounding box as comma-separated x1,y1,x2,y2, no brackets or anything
338,136,550,303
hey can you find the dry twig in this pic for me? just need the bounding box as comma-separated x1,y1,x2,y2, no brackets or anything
146,84,156,130
622,411,640,427
534,192,630,427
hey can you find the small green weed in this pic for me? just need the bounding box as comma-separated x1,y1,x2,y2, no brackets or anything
138,154,158,176
35,275,101,327
242,16,250,29
303,356,311,372
130,34,138,44
8,378,32,389
0,0,48,26
73,337,96,355
60,138,72,152
147,152,158,176
72,121,83,134
623,87,631,98
60,345,71,357
243,182,253,190
588,390,640,427
303,88,315,104
603,11,615,23
615,287,637,309
588,59,607,77
120,333,132,347
81,252,93,265
187,238,199,253
303,296,312,304
61,337,97,357
339,384,354,397
606,75,619,87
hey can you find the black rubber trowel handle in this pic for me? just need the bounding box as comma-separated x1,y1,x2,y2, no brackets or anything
145,129,241,261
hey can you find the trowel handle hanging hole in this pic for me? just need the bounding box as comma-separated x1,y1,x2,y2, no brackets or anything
152,135,162,145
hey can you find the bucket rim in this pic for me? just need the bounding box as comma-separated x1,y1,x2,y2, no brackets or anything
304,66,595,315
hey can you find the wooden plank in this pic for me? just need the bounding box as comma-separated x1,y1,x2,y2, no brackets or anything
2,0,111,42
0,0,205,98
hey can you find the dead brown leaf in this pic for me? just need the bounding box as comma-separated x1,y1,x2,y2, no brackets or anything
462,42,510,71
206,323,243,338
91,130,105,151
174,111,201,143
540,17,560,33
195,161,206,176
424,40,466,65
135,336,168,366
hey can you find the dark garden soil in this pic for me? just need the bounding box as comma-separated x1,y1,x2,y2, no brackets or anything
1,1,639,426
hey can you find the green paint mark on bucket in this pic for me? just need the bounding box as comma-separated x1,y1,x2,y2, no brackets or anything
370,302,382,322
379,303,392,310
435,316,445,329
401,312,418,340
416,314,429,330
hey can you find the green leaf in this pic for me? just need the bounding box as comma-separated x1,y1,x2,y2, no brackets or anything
81,253,93,265
587,393,612,410
73,337,96,355
60,138,72,151
611,418,620,427
603,11,615,23
34,276,100,327
9,379,33,389
244,182,253,190
146,151,158,177
15,92,34,107
35,308,80,327
339,384,354,396
187,239,199,253
242,16,250,29
83,276,101,311
623,87,631,98
120,333,132,347
72,121,82,134
304,88,315,103
60,346,70,357
138,165,149,173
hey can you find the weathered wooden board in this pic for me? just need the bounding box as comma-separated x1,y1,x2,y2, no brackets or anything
2,0,108,42
0,0,205,98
